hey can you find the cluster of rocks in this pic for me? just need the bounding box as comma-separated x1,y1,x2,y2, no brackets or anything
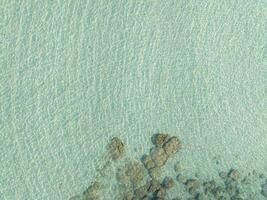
174,168,267,200
143,134,181,177
70,134,267,200
180,169,243,200
114,133,182,200
133,176,177,200
69,137,126,200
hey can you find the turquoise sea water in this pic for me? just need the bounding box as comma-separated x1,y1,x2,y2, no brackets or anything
1,0,267,199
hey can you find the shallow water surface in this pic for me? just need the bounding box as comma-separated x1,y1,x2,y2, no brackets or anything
0,0,267,199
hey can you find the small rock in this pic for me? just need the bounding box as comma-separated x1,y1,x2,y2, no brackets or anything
231,195,243,200
153,197,165,200
98,160,111,177
225,182,239,197
212,186,224,199
83,181,101,200
241,176,249,185
185,179,200,192
162,176,175,190
203,180,216,194
143,195,151,200
142,154,156,170
125,160,145,184
187,198,195,200
154,186,166,198
174,162,183,172
228,169,240,181
219,171,228,179
150,147,168,167
259,174,265,179
116,168,128,183
163,136,181,156
147,179,161,193
176,174,187,184
261,183,267,197
252,170,257,176
195,193,206,200
122,190,134,200
171,198,182,200
109,137,125,160
134,185,148,199
152,133,169,146
149,167,162,179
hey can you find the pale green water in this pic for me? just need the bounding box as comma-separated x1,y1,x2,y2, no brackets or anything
0,0,267,199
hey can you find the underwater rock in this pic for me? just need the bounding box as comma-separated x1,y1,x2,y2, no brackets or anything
176,174,187,184
69,195,84,200
109,137,125,160
240,176,250,185
203,180,216,194
152,133,169,146
121,191,134,200
171,197,182,200
134,184,148,199
212,186,225,199
83,181,101,200
162,176,175,190
116,167,129,183
154,186,166,198
150,147,168,167
185,179,200,192
125,160,145,184
148,179,161,193
152,197,165,200
71,132,267,200
259,174,265,179
261,183,267,197
149,167,162,180
142,154,156,170
219,171,228,180
225,181,239,197
228,169,240,181
195,193,206,200
230,195,243,200
174,162,183,173
163,136,181,156
98,160,111,177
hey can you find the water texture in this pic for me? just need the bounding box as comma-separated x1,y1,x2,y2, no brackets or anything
0,0,267,199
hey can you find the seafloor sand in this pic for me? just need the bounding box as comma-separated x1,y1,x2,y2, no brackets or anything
1,0,266,199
